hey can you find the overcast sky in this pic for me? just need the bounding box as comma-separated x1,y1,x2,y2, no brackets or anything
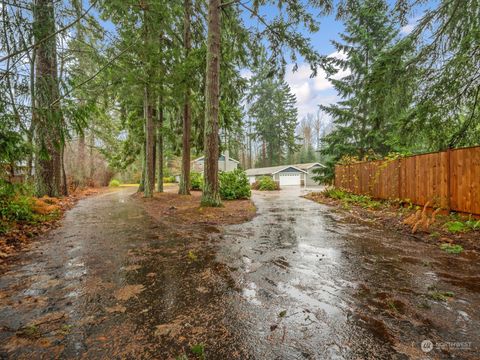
240,1,425,124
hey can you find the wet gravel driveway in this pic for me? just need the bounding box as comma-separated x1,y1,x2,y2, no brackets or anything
218,187,480,359
1,187,479,359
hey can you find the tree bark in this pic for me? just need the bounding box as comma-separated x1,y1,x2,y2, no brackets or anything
33,0,63,197
142,8,155,198
201,0,222,207
144,84,155,197
138,136,146,193
88,129,95,181
78,133,86,186
60,143,68,195
179,0,192,195
157,96,164,193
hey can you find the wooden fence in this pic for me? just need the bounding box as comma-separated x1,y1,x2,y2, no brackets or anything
334,145,480,215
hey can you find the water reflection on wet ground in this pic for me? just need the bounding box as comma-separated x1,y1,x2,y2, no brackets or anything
0,187,479,359
218,187,480,359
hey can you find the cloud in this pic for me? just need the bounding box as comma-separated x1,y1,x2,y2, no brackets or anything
400,23,415,35
240,68,253,80
400,16,420,35
284,51,349,121
241,51,348,125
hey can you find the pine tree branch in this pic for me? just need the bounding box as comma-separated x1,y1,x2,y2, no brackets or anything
219,0,241,8
0,0,98,63
50,39,138,107
448,85,480,148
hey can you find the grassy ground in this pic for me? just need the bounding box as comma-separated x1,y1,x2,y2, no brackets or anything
119,183,177,188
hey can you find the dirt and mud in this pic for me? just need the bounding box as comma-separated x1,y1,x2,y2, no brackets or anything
304,190,480,253
1,186,479,359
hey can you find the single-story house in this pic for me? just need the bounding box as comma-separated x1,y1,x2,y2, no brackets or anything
174,151,240,182
245,162,326,187
192,151,239,173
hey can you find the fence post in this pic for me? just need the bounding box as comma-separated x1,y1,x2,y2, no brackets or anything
446,148,451,212
397,158,402,200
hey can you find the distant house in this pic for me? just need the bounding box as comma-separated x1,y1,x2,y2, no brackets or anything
191,151,240,173
174,151,240,182
245,162,326,187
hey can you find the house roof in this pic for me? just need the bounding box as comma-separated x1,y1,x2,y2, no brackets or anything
245,162,325,176
192,154,240,164
245,165,308,176
293,162,327,170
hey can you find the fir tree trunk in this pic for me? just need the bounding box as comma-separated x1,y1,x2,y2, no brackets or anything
179,0,192,195
157,97,164,193
78,133,86,186
262,142,266,167
248,123,252,169
33,0,62,197
60,143,68,196
88,129,95,181
144,84,155,197
201,0,221,207
138,137,146,193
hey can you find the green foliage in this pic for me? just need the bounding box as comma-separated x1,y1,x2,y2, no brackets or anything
0,222,9,235
428,290,455,302
190,172,203,191
163,176,176,183
312,164,331,184
219,169,251,200
444,218,480,233
187,250,197,262
323,187,382,210
17,324,41,339
109,179,120,187
252,176,279,191
0,181,35,225
247,52,300,167
320,0,401,174
0,196,34,222
439,243,464,254
190,343,205,360
0,112,31,169
404,0,480,150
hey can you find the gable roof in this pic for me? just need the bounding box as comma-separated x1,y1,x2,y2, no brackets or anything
245,162,326,176
293,162,327,170
192,154,240,164
272,166,308,175
245,165,307,176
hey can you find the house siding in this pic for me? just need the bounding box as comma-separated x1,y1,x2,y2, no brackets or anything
192,158,238,173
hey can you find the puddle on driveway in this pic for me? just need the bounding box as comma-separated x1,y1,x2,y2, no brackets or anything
0,187,479,359
217,187,480,359
0,189,247,359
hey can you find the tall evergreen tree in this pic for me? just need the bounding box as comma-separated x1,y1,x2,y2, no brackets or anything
248,62,299,167
32,0,64,197
179,0,192,195
320,0,398,172
404,0,480,150
201,0,222,207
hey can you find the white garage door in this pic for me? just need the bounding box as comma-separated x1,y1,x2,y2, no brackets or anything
279,172,301,186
